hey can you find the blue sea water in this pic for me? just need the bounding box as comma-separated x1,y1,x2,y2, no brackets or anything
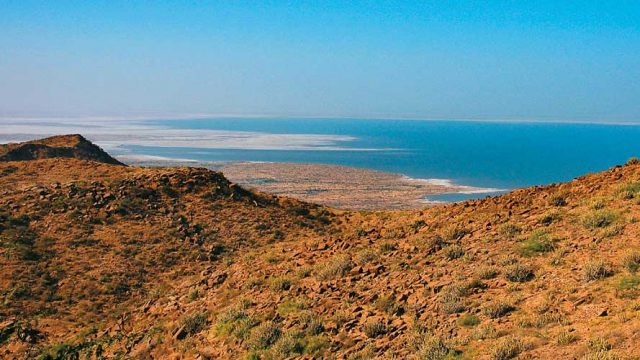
119,118,640,201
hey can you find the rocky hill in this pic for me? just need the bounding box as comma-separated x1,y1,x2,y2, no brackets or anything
0,134,123,165
1,136,639,359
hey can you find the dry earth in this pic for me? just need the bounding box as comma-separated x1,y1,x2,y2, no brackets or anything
1,135,640,360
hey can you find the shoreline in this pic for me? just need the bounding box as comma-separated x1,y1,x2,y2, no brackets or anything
118,156,501,210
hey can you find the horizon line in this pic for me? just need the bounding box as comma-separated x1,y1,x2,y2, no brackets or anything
1,113,640,126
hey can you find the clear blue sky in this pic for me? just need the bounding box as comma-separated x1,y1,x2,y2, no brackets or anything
1,1,639,121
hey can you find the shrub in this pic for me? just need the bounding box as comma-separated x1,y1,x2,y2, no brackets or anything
499,223,521,238
627,157,640,165
439,285,466,314
355,249,378,265
379,242,397,253
441,225,469,241
483,301,515,319
215,307,259,340
316,255,352,280
477,266,499,279
374,294,404,316
556,329,578,345
181,312,209,337
299,311,324,335
443,244,465,260
582,210,617,229
270,331,303,358
268,276,293,291
520,230,555,256
458,314,480,327
301,335,330,355
549,193,567,206
504,263,534,282
414,335,450,360
615,275,640,298
623,252,640,273
471,324,498,340
490,336,524,360
586,337,612,352
277,298,308,317
362,320,387,338
248,321,281,350
583,260,612,281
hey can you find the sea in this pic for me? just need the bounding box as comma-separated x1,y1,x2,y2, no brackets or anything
111,118,640,202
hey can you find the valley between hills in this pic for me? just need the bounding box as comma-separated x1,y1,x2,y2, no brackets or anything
1,135,640,359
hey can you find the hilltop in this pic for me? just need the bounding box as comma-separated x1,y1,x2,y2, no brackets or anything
1,136,640,359
0,134,123,165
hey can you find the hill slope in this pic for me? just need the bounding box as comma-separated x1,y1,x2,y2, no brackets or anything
1,136,639,359
0,134,124,165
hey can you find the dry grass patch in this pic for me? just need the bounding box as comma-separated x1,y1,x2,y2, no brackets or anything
504,263,534,282
583,260,613,282
316,254,352,281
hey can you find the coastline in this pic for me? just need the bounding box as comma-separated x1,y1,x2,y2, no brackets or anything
118,156,500,210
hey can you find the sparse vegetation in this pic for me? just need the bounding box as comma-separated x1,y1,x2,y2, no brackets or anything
458,314,480,327
477,265,499,279
316,254,352,280
248,321,282,350
583,260,613,281
483,300,515,319
490,336,524,360
582,209,617,229
443,244,465,260
519,229,555,256
623,251,640,273
504,263,534,282
362,320,387,338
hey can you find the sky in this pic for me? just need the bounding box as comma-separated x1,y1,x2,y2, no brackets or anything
0,1,639,122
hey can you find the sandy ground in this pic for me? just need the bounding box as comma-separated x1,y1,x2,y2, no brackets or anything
118,157,485,210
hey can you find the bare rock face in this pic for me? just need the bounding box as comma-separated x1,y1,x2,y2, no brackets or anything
0,134,124,165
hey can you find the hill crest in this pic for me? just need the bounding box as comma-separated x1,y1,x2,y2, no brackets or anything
0,134,124,165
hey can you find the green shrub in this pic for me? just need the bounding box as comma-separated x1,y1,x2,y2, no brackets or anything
216,307,259,340
355,249,378,265
582,209,617,229
181,312,209,337
520,230,555,256
299,311,324,335
458,314,480,327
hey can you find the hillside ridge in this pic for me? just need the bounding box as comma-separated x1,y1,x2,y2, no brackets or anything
0,135,639,359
